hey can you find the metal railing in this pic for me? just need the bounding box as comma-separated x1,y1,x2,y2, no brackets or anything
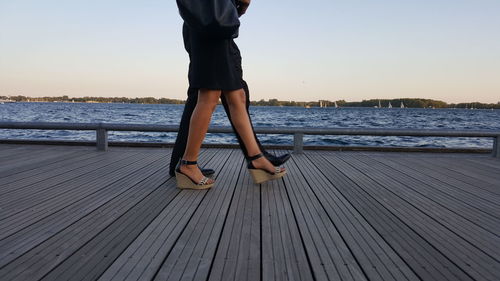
1,121,499,157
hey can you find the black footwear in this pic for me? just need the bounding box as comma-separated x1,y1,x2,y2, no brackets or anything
264,152,291,166
247,153,286,184
170,166,214,177
201,168,215,177
175,160,214,189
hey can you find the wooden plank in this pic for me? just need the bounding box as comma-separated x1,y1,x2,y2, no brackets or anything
96,149,234,281
360,153,500,215
313,151,497,281
1,145,498,281
0,151,145,221
0,146,66,167
406,154,500,185
0,152,169,268
0,148,88,177
437,158,500,181
353,152,500,220
403,156,499,196
307,152,472,281
369,153,500,200
263,149,314,281
282,154,367,281
293,153,419,281
465,157,500,170
261,170,314,281
2,150,177,278
0,144,30,154
0,151,105,189
0,151,162,249
208,155,261,281
152,150,243,281
39,178,185,280
0,150,140,199
0,155,176,281
0,148,164,201
335,153,499,266
95,190,200,281
0,149,93,179
0,145,45,159
339,154,500,277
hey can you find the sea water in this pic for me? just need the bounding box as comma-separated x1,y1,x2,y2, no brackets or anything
1,102,499,148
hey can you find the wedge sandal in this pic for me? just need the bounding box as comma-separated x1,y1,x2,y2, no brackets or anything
175,159,214,190
247,153,286,184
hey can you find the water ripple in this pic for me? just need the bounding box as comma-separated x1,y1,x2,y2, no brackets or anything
0,103,498,148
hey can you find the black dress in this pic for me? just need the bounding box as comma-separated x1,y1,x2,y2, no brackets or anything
183,23,244,91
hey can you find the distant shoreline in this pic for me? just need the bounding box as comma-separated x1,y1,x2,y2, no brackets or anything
1,95,499,109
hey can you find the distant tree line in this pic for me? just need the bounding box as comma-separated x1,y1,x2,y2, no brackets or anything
1,95,499,109
251,98,500,109
338,98,449,108
1,95,185,104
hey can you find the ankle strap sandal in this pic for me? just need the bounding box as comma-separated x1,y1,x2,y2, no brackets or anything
175,159,214,189
247,153,264,161
247,153,281,174
180,159,198,165
246,153,286,184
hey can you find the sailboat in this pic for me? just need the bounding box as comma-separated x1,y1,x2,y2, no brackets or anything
388,102,392,108
334,101,338,108
400,102,405,108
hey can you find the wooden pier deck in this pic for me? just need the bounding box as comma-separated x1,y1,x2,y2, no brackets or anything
0,144,498,281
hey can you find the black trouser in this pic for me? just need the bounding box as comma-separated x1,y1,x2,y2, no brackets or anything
169,80,267,176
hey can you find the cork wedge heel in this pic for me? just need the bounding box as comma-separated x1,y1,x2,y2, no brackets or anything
175,159,214,190
247,153,286,184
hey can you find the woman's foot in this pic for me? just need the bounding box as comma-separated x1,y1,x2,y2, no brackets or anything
175,159,215,189
250,156,286,174
247,153,286,184
179,163,215,185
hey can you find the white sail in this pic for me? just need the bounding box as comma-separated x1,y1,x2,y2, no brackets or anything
400,102,404,108
388,102,392,108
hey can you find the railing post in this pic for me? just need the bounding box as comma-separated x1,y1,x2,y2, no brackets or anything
493,136,500,158
96,124,108,151
293,132,304,154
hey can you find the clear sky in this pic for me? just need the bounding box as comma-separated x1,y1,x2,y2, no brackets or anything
1,0,499,103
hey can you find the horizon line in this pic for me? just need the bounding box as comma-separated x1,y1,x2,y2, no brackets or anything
1,95,499,105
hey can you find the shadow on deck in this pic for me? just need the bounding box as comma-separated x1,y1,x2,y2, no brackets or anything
0,144,498,281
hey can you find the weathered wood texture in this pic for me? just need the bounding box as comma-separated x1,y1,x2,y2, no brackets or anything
0,144,498,281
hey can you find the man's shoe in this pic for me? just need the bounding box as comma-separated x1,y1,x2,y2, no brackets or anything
264,152,291,166
201,168,215,177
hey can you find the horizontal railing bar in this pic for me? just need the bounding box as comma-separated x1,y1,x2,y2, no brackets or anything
0,138,493,152
0,121,499,137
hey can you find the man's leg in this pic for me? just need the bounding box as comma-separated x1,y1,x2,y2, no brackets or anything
169,87,198,176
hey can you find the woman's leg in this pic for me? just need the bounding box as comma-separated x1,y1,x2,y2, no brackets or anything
223,89,285,173
180,89,221,183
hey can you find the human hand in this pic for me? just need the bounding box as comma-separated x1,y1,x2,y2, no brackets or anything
237,0,251,17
